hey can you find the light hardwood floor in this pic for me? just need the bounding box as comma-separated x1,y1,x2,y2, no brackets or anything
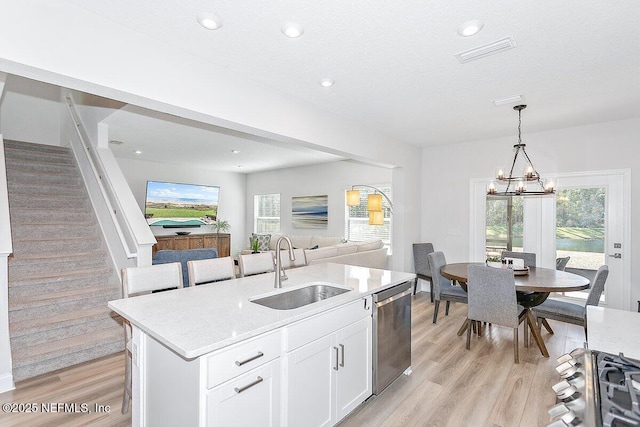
0,292,584,427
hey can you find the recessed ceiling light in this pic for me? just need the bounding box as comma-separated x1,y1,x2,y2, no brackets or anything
319,78,335,87
231,150,240,154
281,22,304,38
134,150,142,155
197,13,222,30
458,20,484,37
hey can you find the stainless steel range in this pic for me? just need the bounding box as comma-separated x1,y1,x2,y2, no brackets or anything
548,348,640,426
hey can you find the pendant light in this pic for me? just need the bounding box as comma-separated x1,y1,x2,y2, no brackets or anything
488,105,555,197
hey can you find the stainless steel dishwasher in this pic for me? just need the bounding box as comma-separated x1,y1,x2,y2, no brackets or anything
372,281,412,395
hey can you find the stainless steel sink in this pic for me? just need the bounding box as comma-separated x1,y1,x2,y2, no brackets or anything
251,283,350,310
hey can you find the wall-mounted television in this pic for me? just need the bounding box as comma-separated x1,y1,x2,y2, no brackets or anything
144,180,220,227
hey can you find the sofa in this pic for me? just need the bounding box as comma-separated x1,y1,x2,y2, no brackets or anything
249,233,388,269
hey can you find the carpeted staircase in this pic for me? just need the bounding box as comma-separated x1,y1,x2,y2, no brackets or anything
4,140,123,382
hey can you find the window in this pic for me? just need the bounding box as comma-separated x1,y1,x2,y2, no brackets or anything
254,194,280,233
345,186,391,246
485,196,523,258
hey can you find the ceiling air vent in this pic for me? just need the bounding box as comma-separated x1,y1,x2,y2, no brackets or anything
455,36,517,64
109,140,124,145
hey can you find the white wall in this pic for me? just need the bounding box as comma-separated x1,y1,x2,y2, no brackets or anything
246,160,392,242
0,75,61,146
116,157,247,256
422,117,640,307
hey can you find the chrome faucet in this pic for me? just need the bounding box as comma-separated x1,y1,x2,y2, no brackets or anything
274,236,295,288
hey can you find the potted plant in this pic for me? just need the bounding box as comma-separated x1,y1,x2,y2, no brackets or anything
486,255,502,268
250,237,261,254
214,219,230,234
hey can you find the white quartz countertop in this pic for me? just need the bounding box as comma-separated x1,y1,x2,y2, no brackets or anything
108,262,415,360
587,306,640,360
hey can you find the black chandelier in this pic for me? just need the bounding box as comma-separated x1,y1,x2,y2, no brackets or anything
487,105,555,197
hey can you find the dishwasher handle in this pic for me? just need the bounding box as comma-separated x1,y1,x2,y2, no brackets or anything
373,281,412,304
375,288,412,307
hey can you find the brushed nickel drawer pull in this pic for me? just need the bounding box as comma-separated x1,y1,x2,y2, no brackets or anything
235,351,264,366
339,344,345,367
234,376,263,393
333,347,339,371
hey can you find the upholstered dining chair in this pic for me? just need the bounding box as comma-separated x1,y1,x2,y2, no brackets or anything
427,251,468,324
466,264,527,363
238,252,275,277
279,248,307,269
533,265,609,338
556,256,570,271
501,251,536,268
120,262,184,414
412,243,434,299
187,256,235,286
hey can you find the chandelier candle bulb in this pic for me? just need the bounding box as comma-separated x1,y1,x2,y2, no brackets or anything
544,179,555,193
488,181,497,194
496,168,505,180
525,165,534,178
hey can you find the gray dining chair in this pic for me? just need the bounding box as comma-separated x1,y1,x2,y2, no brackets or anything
412,243,434,299
501,251,536,267
555,256,570,271
532,265,608,338
466,264,527,363
427,251,467,324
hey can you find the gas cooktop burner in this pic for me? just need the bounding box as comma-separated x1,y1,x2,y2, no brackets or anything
597,353,640,427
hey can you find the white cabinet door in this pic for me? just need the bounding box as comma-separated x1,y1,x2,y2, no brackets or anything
334,317,372,422
206,359,280,427
284,334,334,427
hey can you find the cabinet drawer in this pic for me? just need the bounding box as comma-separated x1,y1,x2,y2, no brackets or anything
205,329,281,389
206,359,280,427
283,297,372,352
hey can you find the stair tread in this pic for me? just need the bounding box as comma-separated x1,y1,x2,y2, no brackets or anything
8,266,115,286
10,285,121,308
9,249,107,263
10,306,118,335
11,327,123,368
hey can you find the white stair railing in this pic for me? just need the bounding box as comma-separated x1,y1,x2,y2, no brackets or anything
63,95,155,268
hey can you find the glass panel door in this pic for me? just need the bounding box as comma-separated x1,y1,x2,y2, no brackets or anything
485,196,523,259
555,187,605,300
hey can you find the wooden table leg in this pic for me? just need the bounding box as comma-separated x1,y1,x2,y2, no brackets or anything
526,309,549,357
457,319,469,336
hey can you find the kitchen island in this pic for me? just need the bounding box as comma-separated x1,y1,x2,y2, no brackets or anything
108,262,415,427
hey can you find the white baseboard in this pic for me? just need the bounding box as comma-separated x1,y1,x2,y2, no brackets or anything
0,372,15,393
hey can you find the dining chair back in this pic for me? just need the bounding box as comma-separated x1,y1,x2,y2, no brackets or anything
427,251,468,324
279,248,307,269
555,256,570,271
466,264,525,363
120,262,184,414
238,252,275,277
532,265,609,338
187,256,235,286
501,251,536,268
412,243,434,298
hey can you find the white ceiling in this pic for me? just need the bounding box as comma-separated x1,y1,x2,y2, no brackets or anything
61,0,640,147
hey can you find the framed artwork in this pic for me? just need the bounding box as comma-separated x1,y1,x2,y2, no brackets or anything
292,195,328,228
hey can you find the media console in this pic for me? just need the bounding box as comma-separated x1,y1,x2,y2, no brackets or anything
152,233,230,257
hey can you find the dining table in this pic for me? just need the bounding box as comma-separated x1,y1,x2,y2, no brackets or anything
440,262,590,357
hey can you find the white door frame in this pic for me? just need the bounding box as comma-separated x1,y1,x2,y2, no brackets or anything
470,169,631,310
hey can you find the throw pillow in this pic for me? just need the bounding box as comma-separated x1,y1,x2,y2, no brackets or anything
250,233,271,251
